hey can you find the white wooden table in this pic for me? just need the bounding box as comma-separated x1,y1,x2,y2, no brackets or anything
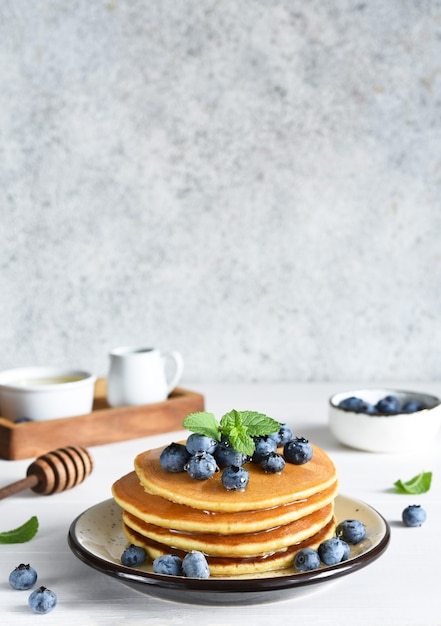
1,382,440,625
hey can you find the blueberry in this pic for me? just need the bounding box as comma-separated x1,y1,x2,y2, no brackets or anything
340,539,351,561
317,537,347,565
185,452,218,480
402,400,424,413
214,436,248,468
268,423,293,446
402,504,427,527
28,586,57,614
283,437,313,465
336,519,366,544
252,436,277,463
294,548,321,571
339,397,375,413
260,451,285,473
121,544,147,566
186,433,218,455
160,442,191,473
221,465,250,490
375,394,400,414
14,416,34,423
182,551,210,578
153,554,183,576
9,564,38,590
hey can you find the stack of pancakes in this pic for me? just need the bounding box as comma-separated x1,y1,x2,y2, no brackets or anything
112,442,338,576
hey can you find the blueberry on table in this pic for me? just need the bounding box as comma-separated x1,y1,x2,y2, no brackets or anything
375,395,400,414
317,538,347,565
252,436,277,463
182,551,210,578
402,504,427,527
153,554,183,576
185,452,218,480
160,442,191,472
121,545,147,566
9,563,37,590
294,548,320,571
336,519,366,544
186,433,218,455
260,452,285,473
28,586,57,614
283,437,313,464
221,465,250,490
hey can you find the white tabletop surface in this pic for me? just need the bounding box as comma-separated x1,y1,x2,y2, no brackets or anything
1,381,440,626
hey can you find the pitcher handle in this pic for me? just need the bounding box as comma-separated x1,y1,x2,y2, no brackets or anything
162,351,184,395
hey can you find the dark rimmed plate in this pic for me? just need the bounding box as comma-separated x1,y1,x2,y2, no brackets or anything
68,495,390,605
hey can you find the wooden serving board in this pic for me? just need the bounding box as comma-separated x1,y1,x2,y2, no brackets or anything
0,378,204,460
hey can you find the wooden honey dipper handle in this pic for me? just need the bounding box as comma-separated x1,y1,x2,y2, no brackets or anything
0,446,93,500
0,474,40,499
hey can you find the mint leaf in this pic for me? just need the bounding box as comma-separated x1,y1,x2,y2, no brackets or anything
183,409,282,456
394,471,432,494
239,411,280,436
0,516,39,544
219,411,255,455
219,409,280,455
229,427,255,457
182,412,221,441
219,409,241,435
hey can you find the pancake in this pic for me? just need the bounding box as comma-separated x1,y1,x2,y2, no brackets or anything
122,502,334,557
122,517,337,576
134,443,337,512
112,470,339,534
113,437,339,577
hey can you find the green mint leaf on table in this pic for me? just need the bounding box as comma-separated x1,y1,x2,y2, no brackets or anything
183,409,280,456
182,412,221,441
0,515,39,544
394,471,432,494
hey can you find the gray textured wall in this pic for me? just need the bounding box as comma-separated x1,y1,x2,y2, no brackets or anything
2,1,441,383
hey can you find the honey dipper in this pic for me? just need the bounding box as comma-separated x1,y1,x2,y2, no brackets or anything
0,446,93,500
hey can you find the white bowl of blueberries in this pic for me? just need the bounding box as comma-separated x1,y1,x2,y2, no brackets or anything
328,388,441,453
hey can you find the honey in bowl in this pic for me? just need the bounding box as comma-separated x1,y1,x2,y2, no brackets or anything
0,367,96,421
12,376,87,386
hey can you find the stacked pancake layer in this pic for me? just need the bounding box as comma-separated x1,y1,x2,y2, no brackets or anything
112,443,338,576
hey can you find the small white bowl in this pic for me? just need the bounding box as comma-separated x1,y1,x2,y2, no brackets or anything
0,367,96,422
329,388,441,453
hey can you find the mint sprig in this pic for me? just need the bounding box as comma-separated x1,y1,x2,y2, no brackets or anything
182,412,221,441
394,471,432,494
183,409,280,456
0,515,39,544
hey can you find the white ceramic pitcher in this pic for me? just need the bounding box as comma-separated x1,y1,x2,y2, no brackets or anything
106,347,184,407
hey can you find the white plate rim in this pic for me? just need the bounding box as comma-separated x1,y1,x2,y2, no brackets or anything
67,494,390,597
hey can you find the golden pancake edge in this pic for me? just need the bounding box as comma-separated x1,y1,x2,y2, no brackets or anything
122,502,334,556
134,443,337,512
112,470,339,534
122,517,337,577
